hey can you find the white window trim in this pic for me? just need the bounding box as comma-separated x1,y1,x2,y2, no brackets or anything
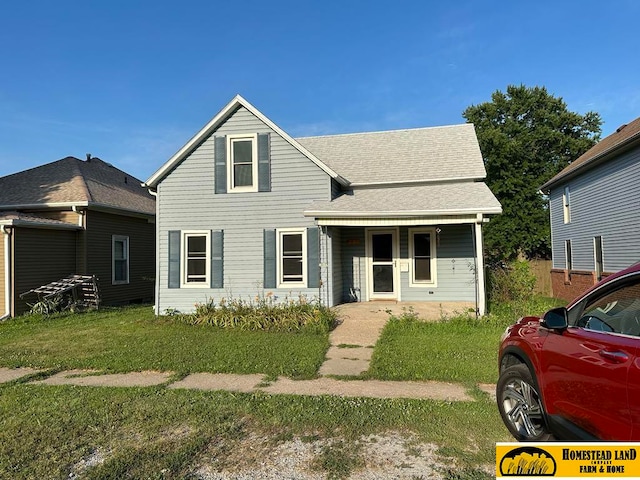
409,227,437,287
563,186,571,224
276,228,307,288
227,133,258,193
181,230,211,288
112,235,129,285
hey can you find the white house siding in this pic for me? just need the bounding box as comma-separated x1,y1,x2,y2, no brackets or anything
338,225,475,303
156,106,333,314
550,147,640,273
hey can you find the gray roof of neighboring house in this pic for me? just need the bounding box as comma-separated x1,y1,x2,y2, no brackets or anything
0,211,82,229
304,182,502,217
296,123,487,186
0,156,155,216
542,116,640,190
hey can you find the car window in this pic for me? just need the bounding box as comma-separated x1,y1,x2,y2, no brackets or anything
576,281,640,336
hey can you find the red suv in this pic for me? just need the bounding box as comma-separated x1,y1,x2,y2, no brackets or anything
497,262,640,441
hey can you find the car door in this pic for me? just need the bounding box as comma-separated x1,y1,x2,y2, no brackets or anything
540,279,640,440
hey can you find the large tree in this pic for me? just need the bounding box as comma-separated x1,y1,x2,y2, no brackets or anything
463,85,602,260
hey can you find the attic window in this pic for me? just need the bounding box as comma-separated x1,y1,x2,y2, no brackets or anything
227,134,258,193
563,186,571,224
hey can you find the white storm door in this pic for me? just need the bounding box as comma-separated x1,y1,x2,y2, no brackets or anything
367,229,398,300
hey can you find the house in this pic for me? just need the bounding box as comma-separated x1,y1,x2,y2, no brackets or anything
0,156,156,318
541,116,640,301
144,95,502,316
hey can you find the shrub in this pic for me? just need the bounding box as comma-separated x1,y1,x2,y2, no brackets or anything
488,260,536,304
176,294,337,334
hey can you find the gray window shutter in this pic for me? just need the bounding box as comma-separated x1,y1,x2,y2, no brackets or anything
211,230,224,288
168,231,180,288
258,133,271,192
263,229,276,288
307,227,320,288
214,136,227,194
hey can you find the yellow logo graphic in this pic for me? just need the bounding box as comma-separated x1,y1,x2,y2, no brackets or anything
499,447,557,476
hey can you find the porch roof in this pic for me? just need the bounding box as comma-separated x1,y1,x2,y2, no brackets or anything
303,182,502,219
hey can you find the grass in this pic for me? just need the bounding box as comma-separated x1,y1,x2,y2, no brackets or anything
0,383,507,479
367,297,565,384
0,305,329,379
0,298,564,478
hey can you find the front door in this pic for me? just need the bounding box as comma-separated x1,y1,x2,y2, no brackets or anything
368,229,397,300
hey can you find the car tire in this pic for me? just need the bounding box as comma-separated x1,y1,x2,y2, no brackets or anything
497,364,552,441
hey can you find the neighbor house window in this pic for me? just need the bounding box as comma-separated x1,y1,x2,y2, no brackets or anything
182,231,210,287
563,186,571,223
565,239,573,282
277,229,306,287
112,235,129,285
227,134,258,192
594,236,604,281
409,228,437,287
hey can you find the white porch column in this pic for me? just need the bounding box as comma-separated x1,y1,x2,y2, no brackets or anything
2,227,11,319
474,218,486,316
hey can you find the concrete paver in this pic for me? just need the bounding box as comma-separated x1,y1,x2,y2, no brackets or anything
169,373,266,393
33,369,173,387
0,367,43,383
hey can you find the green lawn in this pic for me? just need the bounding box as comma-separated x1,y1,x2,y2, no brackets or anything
1,302,554,478
0,306,329,379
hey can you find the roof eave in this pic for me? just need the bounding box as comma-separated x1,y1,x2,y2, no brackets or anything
349,176,486,188
0,219,82,230
303,207,503,218
541,131,640,191
145,94,350,188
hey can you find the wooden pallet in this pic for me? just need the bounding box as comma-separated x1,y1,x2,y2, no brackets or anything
20,275,100,309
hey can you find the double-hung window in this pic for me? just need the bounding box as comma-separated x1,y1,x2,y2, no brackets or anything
409,228,437,287
112,235,129,285
182,231,210,287
277,229,306,287
227,134,258,192
563,186,571,224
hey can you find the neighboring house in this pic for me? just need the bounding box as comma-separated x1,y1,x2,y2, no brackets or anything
541,116,640,301
0,156,156,318
145,95,501,316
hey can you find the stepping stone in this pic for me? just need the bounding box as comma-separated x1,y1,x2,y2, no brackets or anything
33,369,173,387
0,367,43,383
168,373,265,393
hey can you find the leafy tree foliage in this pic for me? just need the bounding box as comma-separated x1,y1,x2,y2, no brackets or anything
463,85,601,260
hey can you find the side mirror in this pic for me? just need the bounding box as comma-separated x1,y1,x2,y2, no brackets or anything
541,307,568,330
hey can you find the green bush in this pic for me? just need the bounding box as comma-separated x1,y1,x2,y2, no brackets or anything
488,260,536,304
177,294,337,334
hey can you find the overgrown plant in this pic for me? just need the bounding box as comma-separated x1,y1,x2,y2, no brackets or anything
177,294,337,333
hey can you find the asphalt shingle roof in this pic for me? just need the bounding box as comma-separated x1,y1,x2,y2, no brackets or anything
304,182,502,217
296,124,486,186
0,157,155,215
542,116,640,189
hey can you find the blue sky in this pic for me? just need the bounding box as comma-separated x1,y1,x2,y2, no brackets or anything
0,1,638,182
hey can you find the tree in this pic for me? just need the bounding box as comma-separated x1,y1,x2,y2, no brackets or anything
463,85,602,260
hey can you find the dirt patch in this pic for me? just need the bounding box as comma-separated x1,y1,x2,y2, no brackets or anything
192,431,449,479
33,369,173,387
169,373,266,393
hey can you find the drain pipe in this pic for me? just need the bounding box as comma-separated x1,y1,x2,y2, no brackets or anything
1,225,12,320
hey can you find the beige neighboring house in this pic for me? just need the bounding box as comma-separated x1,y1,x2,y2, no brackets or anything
0,156,156,318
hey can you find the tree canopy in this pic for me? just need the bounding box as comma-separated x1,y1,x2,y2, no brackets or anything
463,85,602,260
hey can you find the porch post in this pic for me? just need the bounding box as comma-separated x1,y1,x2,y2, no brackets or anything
2,226,12,319
474,216,486,316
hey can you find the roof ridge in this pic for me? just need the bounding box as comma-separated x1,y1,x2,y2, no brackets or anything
295,123,473,140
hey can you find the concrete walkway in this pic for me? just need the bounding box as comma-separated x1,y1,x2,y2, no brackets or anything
0,301,496,401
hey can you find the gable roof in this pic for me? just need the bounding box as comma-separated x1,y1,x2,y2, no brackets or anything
0,156,155,216
145,95,348,188
296,123,486,186
542,116,640,190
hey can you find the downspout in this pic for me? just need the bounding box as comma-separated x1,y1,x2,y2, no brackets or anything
1,226,12,320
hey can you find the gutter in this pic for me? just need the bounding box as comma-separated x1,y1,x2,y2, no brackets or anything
303,207,503,218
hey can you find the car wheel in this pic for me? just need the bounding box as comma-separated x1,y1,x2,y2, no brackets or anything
497,364,551,441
